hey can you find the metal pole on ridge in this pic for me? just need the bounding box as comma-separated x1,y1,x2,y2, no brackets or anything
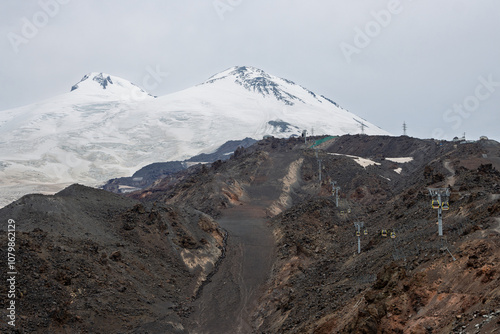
428,188,450,236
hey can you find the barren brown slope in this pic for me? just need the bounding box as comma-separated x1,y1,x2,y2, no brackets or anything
138,135,500,333
133,135,453,332
253,138,500,333
2,135,498,333
0,184,226,333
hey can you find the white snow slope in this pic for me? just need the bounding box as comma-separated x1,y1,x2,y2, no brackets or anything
0,66,390,207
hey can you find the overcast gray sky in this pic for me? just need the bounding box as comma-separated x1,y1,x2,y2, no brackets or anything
1,0,499,140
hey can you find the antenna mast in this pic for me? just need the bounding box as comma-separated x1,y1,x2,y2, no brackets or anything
360,122,366,135
315,149,322,182
331,181,340,207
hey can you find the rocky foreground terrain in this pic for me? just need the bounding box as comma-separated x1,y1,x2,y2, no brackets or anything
1,134,500,333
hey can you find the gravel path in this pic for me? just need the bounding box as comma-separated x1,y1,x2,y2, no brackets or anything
189,205,275,334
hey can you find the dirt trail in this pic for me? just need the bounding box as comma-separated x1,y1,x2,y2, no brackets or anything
443,160,456,187
187,153,300,333
188,205,274,334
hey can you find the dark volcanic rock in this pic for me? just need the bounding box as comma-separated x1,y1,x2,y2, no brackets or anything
0,184,225,333
2,135,500,333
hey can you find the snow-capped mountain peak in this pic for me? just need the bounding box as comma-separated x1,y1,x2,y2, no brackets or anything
70,72,154,101
203,66,341,107
205,65,267,82
71,72,113,91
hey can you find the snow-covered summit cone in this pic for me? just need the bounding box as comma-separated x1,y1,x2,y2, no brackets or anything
204,65,342,107
154,65,388,139
69,72,155,101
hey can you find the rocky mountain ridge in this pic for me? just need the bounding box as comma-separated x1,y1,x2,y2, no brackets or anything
1,135,499,333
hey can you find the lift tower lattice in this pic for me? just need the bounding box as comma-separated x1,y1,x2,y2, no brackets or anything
428,188,450,236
